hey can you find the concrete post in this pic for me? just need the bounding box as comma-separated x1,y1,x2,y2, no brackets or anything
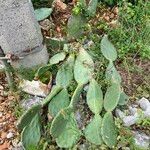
0,0,49,68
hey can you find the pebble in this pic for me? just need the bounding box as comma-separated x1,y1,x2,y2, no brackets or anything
115,109,125,119
6,132,14,139
123,114,139,126
138,97,150,111
133,131,150,149
144,109,150,117
21,96,43,110
129,106,137,115
12,142,23,150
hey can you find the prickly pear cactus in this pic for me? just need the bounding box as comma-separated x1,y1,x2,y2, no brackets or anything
74,48,94,84
49,52,66,65
84,114,103,145
101,112,118,148
50,83,84,148
67,14,86,39
56,54,75,88
50,108,81,148
104,83,120,111
17,38,127,149
21,114,41,150
106,61,121,83
48,89,70,117
86,79,103,114
101,35,117,62
55,112,81,148
84,79,103,145
87,0,98,17
17,104,41,131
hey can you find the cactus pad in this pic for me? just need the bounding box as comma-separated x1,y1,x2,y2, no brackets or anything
56,112,81,148
106,61,121,83
104,83,120,111
56,54,74,88
48,89,70,117
101,35,117,61
50,108,81,148
87,79,103,114
74,48,94,84
84,114,103,145
49,52,66,65
101,112,118,148
21,114,41,150
17,104,41,131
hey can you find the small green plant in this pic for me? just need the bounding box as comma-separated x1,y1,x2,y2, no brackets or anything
17,35,128,149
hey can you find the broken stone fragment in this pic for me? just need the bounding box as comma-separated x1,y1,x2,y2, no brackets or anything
144,109,150,117
19,80,49,97
21,96,43,110
138,97,150,111
6,132,14,139
129,106,137,115
115,109,125,119
0,0,49,68
133,131,150,149
138,97,150,118
123,114,139,127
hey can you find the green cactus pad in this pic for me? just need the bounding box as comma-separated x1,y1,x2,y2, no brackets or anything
101,112,118,148
84,114,103,145
87,0,98,17
41,85,62,106
50,107,73,138
49,52,66,65
56,54,74,88
118,91,129,106
104,83,120,111
56,112,81,148
34,64,51,79
21,114,41,150
17,104,41,131
106,61,121,84
68,14,86,39
74,48,94,84
101,35,117,61
87,79,103,114
69,84,84,108
48,89,70,117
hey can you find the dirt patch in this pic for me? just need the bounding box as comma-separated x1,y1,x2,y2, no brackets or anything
117,58,150,98
0,73,18,150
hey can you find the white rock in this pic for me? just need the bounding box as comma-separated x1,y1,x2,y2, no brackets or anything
144,109,150,118
123,114,139,126
19,80,49,97
129,106,137,115
6,132,14,139
133,131,150,149
138,97,150,111
115,109,125,119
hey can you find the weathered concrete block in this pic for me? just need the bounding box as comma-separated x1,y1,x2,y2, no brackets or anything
0,0,49,68
11,45,49,68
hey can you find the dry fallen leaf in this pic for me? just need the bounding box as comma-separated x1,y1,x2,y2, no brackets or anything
0,141,10,150
19,80,49,97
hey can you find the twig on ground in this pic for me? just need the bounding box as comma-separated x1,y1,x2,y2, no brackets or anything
0,46,16,91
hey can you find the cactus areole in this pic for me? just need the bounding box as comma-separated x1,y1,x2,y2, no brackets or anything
0,0,48,68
